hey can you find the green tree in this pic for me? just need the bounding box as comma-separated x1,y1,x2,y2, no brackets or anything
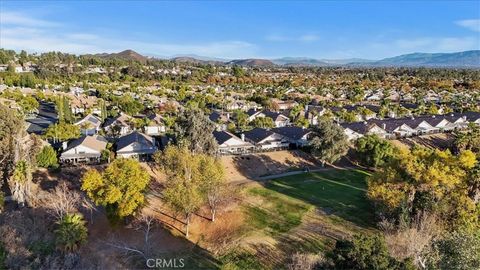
44,123,80,142
55,213,88,252
198,155,225,222
156,146,203,237
331,234,405,270
233,110,249,131
36,145,58,168
309,119,349,164
355,135,396,167
81,159,150,219
430,230,480,270
176,109,218,155
252,116,275,129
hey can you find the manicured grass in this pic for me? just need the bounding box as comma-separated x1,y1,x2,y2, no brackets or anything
264,169,374,227
225,169,374,269
245,187,312,236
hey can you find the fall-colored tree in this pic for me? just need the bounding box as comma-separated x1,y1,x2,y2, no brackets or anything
81,159,150,219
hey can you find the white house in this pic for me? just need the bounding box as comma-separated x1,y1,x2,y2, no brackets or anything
213,131,255,155
60,135,108,164
75,114,102,135
243,128,289,150
144,114,166,136
103,113,133,137
116,131,157,160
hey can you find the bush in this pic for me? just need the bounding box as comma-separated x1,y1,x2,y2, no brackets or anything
330,233,410,270
55,213,88,252
36,145,58,168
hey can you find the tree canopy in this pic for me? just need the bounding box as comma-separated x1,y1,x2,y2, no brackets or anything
81,159,150,219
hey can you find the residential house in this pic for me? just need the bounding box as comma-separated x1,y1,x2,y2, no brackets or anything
103,113,133,137
271,126,312,147
75,113,102,135
60,135,107,164
242,128,289,151
213,130,255,155
144,114,166,136
116,131,157,160
209,111,231,131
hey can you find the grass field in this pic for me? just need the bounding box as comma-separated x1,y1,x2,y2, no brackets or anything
224,169,374,269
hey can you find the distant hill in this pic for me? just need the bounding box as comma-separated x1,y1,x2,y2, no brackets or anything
96,49,149,63
171,56,224,65
91,49,479,68
228,59,275,67
272,57,331,66
353,50,480,68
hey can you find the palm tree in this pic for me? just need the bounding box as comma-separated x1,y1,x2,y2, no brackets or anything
55,213,88,252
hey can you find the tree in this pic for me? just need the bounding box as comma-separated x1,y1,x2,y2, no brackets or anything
454,123,480,154
8,160,33,207
430,230,480,270
330,233,407,270
309,119,349,164
233,110,249,131
232,65,245,77
252,116,275,129
176,109,218,155
198,155,225,222
0,104,23,180
43,123,80,142
368,147,478,230
355,135,396,167
55,213,88,252
81,159,150,219
36,145,58,168
155,146,203,237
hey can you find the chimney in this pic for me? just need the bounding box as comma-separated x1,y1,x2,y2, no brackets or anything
62,141,68,150
241,133,245,141
305,104,309,112
226,112,230,120
383,123,386,130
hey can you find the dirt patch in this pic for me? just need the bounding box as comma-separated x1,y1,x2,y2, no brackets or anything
222,150,320,183
391,133,455,151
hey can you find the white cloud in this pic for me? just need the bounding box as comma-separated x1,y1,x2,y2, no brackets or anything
366,36,479,58
0,11,59,27
265,33,319,43
299,34,319,42
0,10,258,58
455,19,480,32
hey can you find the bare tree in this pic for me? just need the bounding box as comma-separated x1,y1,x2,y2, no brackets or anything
44,182,81,220
382,213,440,269
81,197,98,224
104,213,156,262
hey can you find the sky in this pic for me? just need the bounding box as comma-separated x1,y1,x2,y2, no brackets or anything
1,1,479,60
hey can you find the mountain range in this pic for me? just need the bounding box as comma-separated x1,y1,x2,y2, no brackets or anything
98,50,480,68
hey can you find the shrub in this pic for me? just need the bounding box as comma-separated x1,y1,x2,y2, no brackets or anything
36,145,58,168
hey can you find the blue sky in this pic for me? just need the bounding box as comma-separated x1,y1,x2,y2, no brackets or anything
1,1,479,59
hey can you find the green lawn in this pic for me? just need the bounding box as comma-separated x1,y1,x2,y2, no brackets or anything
263,169,374,227
226,169,374,269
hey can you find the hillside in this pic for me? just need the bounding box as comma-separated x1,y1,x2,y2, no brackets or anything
356,50,480,68
97,49,149,63
228,58,275,67
272,57,331,66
